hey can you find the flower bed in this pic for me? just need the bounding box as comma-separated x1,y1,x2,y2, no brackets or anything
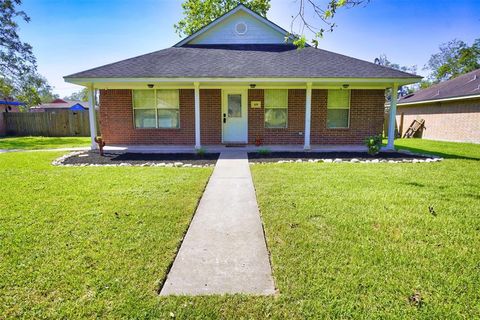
248,151,440,164
54,151,219,167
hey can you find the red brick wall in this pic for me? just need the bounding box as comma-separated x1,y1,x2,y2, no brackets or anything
200,89,222,144
248,89,306,144
311,89,386,144
396,98,480,143
248,89,385,145
99,89,195,144
99,88,385,145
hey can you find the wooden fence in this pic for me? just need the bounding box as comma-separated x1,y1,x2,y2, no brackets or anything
4,110,100,137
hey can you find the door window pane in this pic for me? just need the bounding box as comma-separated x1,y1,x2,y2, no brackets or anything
134,109,156,128
228,94,242,117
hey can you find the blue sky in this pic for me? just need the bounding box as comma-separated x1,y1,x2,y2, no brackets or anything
18,0,480,96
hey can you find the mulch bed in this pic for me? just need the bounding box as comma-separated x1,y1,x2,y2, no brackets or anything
62,151,220,166
248,151,429,163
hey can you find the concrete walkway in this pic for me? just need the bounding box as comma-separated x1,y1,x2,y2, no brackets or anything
160,152,275,295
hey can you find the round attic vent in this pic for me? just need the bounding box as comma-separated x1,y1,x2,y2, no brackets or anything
235,22,247,35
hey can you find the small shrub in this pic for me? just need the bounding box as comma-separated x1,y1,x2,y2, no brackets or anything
364,135,383,155
196,147,206,157
257,148,271,155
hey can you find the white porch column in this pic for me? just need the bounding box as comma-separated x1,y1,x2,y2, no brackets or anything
88,84,97,150
304,82,312,150
194,82,201,149
386,83,399,150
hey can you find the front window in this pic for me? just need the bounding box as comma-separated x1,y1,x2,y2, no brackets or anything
327,89,350,128
264,89,288,128
133,89,180,129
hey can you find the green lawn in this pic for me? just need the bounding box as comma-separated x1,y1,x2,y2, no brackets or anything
390,138,480,160
0,152,212,318
0,136,90,150
250,139,480,318
1,140,479,318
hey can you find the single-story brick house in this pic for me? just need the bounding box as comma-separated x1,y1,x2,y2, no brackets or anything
397,69,480,143
64,4,420,150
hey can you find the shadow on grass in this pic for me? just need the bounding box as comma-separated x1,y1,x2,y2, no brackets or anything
0,137,89,150
394,146,480,161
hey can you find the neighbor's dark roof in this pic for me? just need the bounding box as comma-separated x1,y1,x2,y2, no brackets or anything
65,44,420,80
399,69,480,104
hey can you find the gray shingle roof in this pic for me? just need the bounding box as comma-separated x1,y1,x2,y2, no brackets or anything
65,44,420,80
399,68,480,104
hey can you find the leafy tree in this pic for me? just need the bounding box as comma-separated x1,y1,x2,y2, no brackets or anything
0,0,56,107
290,0,369,48
419,80,433,89
174,0,270,37
3,72,56,107
63,88,88,102
374,54,417,97
374,54,417,74
0,0,36,93
425,38,480,83
175,0,369,48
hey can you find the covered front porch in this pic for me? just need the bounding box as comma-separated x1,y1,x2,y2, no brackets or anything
73,78,408,152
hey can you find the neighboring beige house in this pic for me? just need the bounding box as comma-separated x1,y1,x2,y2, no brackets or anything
397,69,480,143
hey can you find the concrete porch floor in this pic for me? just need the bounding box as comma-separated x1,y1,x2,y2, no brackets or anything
103,144,368,153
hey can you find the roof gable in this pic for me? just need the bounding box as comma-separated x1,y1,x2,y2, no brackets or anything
175,4,288,46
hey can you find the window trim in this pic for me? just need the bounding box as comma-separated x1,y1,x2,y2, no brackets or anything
326,89,351,129
264,89,288,129
132,89,180,129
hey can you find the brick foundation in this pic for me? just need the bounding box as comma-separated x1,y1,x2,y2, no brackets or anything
99,88,385,145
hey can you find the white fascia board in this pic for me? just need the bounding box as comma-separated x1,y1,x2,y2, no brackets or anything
174,5,290,47
64,77,420,86
397,94,480,106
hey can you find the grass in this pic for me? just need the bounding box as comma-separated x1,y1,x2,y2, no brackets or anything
1,139,479,318
0,151,212,318
389,138,480,160
0,136,90,150
250,139,480,318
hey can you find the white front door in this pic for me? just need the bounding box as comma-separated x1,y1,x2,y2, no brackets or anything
222,89,248,143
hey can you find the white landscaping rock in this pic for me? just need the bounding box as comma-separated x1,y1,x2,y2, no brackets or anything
350,158,360,163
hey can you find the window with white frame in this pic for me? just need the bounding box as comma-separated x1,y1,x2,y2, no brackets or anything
264,89,288,128
327,89,350,128
133,89,180,129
